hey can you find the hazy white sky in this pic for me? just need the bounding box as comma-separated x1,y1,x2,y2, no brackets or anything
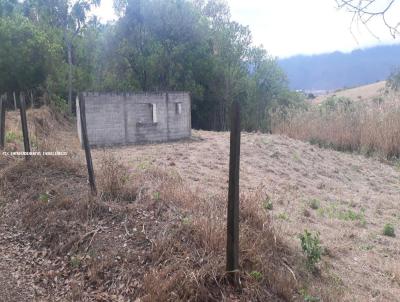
92,0,400,58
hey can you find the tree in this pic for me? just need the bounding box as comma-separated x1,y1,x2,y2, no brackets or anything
387,68,400,91
1,0,301,131
63,0,100,113
98,0,296,131
0,14,54,95
336,0,400,38
245,47,288,131
24,0,100,112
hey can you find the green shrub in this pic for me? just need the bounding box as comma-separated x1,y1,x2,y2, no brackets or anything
277,212,289,221
300,289,321,302
5,131,21,143
318,204,366,226
153,191,161,201
51,95,68,113
39,192,50,203
181,217,191,225
70,255,81,268
304,294,320,302
299,230,322,271
249,271,263,281
309,199,320,210
338,209,366,224
321,96,354,112
263,198,273,210
383,224,395,237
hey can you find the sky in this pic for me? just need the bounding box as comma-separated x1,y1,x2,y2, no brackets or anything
91,0,400,58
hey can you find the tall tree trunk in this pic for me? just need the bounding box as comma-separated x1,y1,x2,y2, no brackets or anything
67,42,73,114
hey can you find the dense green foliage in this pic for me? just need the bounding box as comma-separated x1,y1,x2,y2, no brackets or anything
0,0,303,131
0,6,57,93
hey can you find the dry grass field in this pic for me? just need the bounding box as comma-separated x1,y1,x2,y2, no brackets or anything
314,81,387,104
0,107,400,301
94,131,400,301
273,83,400,159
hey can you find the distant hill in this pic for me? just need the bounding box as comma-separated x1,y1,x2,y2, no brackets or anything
313,81,386,104
279,44,400,91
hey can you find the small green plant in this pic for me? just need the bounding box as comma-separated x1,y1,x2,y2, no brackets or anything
359,244,374,251
70,255,81,268
318,204,366,226
277,212,289,221
39,192,50,203
181,217,191,225
338,209,360,221
304,294,320,302
383,223,395,237
263,198,273,210
299,289,320,302
299,230,322,271
293,153,301,162
153,191,161,201
137,160,151,170
249,271,263,281
5,131,20,143
309,199,320,210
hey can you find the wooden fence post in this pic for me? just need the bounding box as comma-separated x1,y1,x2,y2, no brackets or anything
30,91,34,109
13,92,17,110
226,100,241,284
78,93,97,196
19,92,30,160
0,95,5,150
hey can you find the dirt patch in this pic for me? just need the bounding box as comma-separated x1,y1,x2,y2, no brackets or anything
0,223,38,302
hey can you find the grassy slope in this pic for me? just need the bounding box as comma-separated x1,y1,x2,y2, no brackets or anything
1,108,399,301
96,130,400,301
314,81,387,104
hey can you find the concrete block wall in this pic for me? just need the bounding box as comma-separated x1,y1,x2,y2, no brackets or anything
167,92,192,140
76,92,191,147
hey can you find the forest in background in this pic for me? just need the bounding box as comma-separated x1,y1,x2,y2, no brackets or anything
0,0,304,131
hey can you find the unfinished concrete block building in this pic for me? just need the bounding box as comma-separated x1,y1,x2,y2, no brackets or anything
77,92,191,147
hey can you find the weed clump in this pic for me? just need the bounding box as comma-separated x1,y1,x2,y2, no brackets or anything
263,198,273,210
98,153,135,201
309,199,320,210
299,230,322,272
383,223,395,237
5,131,21,143
249,270,263,281
300,288,321,302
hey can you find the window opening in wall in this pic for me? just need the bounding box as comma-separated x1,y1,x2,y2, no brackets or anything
175,102,182,115
151,103,157,123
